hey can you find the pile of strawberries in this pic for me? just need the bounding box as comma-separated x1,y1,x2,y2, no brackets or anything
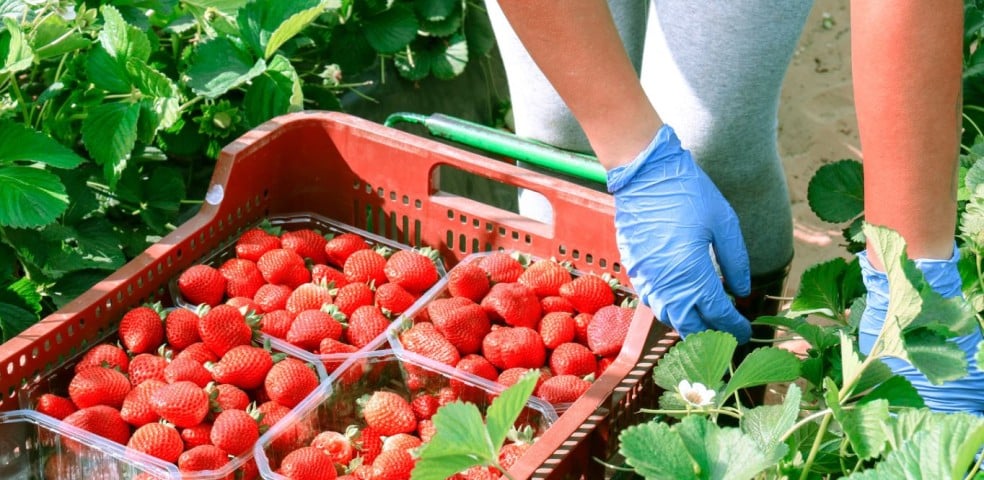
176,224,443,359
33,302,322,478
396,252,635,406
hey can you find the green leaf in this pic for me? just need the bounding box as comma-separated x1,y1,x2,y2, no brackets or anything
464,1,495,57
185,37,266,98
99,5,146,61
788,257,852,319
32,14,91,60
0,301,37,342
978,340,984,374
183,0,247,16
263,3,323,59
363,4,418,53
236,0,322,59
127,59,180,132
243,55,301,128
960,184,984,249
808,159,864,223
619,420,698,479
48,269,111,309
722,347,800,399
418,1,462,37
429,33,468,80
115,166,186,232
86,46,132,94
740,383,801,454
486,370,538,452
964,156,984,193
859,375,925,409
57,167,100,226
0,120,85,169
0,17,34,74
2,277,41,316
415,0,456,21
675,416,781,480
902,328,973,382
0,165,69,228
43,217,125,276
81,102,140,188
652,330,736,394
754,315,840,352
828,392,889,461
394,41,433,81
415,402,493,479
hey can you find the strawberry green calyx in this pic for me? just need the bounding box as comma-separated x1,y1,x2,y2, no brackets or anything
510,251,532,268
416,246,443,266
144,301,168,319
320,303,348,323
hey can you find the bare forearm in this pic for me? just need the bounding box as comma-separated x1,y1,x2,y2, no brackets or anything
852,0,962,266
495,1,662,169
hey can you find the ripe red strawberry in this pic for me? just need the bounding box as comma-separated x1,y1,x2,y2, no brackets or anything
279,446,336,480
540,295,575,314
253,283,292,313
260,309,294,339
165,308,202,350
286,282,334,317
325,232,369,268
538,312,576,349
128,352,168,386
219,258,266,299
481,326,546,370
281,229,329,264
211,408,261,456
174,342,219,365
410,394,440,421
311,430,355,465
265,357,319,408
62,405,131,446
164,356,213,387
398,322,460,367
518,259,572,297
345,305,390,348
198,304,255,357
120,379,165,427
287,307,345,351
180,422,213,448
497,367,550,391
75,344,129,373
258,248,310,288
206,344,274,390
428,297,490,355
343,247,389,285
477,252,525,283
359,426,385,465
374,282,416,315
536,374,592,404
208,382,251,412
150,380,210,428
416,420,436,444
455,465,502,480
586,305,633,357
68,366,131,409
498,441,532,471
239,457,260,480
128,422,184,462
369,448,415,479
332,282,375,317
452,354,498,402
236,227,281,262
573,312,592,345
311,263,349,288
119,305,166,354
35,393,76,420
258,400,310,451
597,356,616,378
559,274,616,314
384,247,440,294
318,337,359,373
446,262,490,302
549,342,598,377
480,282,542,329
178,265,228,307
361,391,416,436
227,295,264,314
178,444,231,473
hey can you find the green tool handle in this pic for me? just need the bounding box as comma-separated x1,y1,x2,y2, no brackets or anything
384,112,607,185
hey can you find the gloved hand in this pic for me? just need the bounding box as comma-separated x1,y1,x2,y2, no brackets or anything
607,125,752,343
858,245,984,414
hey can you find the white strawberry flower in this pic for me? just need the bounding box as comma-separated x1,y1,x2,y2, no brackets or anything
678,380,715,408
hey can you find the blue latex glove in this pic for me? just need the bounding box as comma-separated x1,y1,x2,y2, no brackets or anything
858,245,984,415
607,125,752,343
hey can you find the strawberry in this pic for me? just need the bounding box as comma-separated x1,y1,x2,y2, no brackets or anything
208,382,251,412
325,232,369,268
258,400,309,451
43,452,81,479
343,247,389,285
538,311,576,349
416,420,436,444
279,446,336,480
240,457,260,480
374,282,416,315
211,408,261,456
120,379,165,427
477,252,525,283
164,356,213,387
75,343,129,373
318,337,359,373
286,282,334,317
128,352,168,386
427,297,490,355
287,306,345,351
384,247,440,294
174,342,219,365
119,304,166,354
361,391,416,436
559,274,616,314
311,263,349,288
549,342,597,377
540,295,575,314
260,309,294,339
480,282,542,329
128,422,184,462
498,441,531,471
253,283,293,313
333,282,375,317
68,366,131,409
410,394,440,421
452,354,498,402
227,295,264,314
573,312,592,345
345,305,390,348
198,304,255,357
497,367,549,391
206,344,275,390
455,466,502,480
398,322,460,367
281,228,329,264
265,357,319,408
165,307,202,350
178,444,231,473
368,448,415,480
258,248,310,288
178,265,228,307
220,258,266,299
311,429,355,465
596,356,616,378
518,259,572,297
481,326,546,370
586,305,633,357
236,227,281,263
35,393,76,420
150,380,210,428
446,262,490,302
536,374,592,404
180,423,213,448
62,405,131,446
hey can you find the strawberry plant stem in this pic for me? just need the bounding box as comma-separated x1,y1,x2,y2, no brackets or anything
964,448,983,479
799,411,833,480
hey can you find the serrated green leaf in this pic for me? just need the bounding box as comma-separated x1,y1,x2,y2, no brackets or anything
675,415,780,480
127,59,180,131
741,383,800,454
81,102,140,188
858,375,925,409
185,37,266,98
418,1,462,37
236,0,322,59
0,120,85,169
430,33,468,79
789,257,851,319
363,4,418,53
808,159,864,223
86,46,132,94
652,330,736,394
394,42,432,81
755,315,840,351
48,269,112,309
0,17,34,74
839,330,866,396
464,1,495,57
183,0,247,16
32,14,91,60
843,216,867,250
415,402,493,478
0,301,37,342
832,396,889,461
243,55,301,128
3,276,41,316
723,347,800,399
115,166,185,232
99,5,151,62
902,328,971,383
850,357,894,398
619,420,697,479
44,217,125,276
264,4,323,59
960,184,984,248
415,0,456,21
486,370,538,451
57,167,100,225
965,157,984,192
0,165,68,228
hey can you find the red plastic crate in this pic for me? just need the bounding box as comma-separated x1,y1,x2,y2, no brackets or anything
0,111,677,478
